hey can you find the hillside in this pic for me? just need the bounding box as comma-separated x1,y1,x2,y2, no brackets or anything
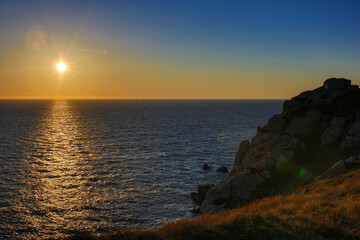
58,167,360,240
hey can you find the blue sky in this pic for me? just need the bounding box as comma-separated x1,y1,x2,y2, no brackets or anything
1,0,360,99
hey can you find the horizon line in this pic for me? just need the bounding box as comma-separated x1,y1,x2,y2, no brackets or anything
0,98,287,101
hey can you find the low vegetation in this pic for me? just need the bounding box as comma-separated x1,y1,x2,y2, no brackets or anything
56,169,360,240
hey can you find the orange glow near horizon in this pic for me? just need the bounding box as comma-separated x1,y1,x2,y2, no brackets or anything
1,2,360,100
0,32,359,100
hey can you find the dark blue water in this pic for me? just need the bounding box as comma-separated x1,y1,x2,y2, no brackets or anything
0,100,283,239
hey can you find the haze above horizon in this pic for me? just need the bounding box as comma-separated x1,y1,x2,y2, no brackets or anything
1,0,360,99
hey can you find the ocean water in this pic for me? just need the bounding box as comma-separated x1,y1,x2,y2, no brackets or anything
0,100,283,239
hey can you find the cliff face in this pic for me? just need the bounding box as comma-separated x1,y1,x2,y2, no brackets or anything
200,78,360,214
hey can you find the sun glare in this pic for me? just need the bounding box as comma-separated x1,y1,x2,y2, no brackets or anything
56,62,66,72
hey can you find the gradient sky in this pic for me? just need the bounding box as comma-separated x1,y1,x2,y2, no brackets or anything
1,0,360,99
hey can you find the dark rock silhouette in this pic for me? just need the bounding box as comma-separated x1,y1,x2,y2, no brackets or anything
216,166,228,173
190,192,197,204
200,78,360,214
191,184,214,206
202,163,211,170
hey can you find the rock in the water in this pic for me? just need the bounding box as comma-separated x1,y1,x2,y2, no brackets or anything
202,163,211,170
216,166,228,173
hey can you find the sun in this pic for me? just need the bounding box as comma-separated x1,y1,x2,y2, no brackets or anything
56,62,66,72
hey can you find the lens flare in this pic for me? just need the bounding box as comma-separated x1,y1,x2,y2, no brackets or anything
299,168,306,177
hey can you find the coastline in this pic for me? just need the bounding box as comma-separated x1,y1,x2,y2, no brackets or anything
55,78,360,239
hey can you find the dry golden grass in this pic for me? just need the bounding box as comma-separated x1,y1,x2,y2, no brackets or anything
158,169,360,239
61,169,360,240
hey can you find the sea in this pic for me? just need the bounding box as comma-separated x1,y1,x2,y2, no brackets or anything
0,100,283,239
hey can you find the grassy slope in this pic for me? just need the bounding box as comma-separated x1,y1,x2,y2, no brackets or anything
61,169,360,240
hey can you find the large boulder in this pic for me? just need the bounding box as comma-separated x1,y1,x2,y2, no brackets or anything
285,110,322,137
321,126,342,145
241,146,293,168
239,137,290,168
200,169,269,214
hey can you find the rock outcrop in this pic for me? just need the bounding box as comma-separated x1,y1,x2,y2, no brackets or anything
191,184,214,206
199,78,360,214
315,155,360,181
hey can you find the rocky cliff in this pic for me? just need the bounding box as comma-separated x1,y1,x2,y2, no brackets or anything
197,78,360,214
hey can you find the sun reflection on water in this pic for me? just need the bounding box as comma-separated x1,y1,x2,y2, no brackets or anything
15,101,121,238
0,100,280,239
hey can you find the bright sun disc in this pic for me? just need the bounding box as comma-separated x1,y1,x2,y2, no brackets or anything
56,62,66,72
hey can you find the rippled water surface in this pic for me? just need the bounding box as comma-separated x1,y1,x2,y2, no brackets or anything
0,100,283,239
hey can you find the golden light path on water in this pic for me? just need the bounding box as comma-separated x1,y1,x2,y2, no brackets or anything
15,101,127,238
0,100,284,239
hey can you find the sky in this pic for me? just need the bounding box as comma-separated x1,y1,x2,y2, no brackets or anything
0,0,360,99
